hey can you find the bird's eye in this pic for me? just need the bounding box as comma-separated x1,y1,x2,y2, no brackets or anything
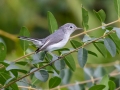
70,26,73,28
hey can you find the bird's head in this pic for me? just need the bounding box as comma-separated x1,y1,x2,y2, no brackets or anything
59,23,82,34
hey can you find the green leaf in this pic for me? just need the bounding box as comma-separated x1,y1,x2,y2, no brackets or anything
84,68,94,76
47,11,58,34
19,27,30,51
93,9,106,22
104,38,116,57
88,50,98,57
82,6,89,30
70,40,82,48
78,48,88,68
60,69,72,84
108,80,116,90
49,76,61,88
0,73,18,90
64,54,76,71
93,42,107,57
6,64,20,71
108,33,120,51
31,68,49,82
94,66,106,77
113,27,120,39
54,60,65,71
99,74,109,90
16,61,28,66
82,35,91,42
114,0,120,17
0,43,6,61
89,85,105,90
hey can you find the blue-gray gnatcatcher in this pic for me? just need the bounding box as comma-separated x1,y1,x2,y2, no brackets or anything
18,23,82,53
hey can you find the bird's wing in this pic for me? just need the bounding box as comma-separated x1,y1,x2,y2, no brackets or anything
35,30,64,52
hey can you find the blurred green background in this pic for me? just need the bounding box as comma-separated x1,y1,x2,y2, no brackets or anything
0,0,119,63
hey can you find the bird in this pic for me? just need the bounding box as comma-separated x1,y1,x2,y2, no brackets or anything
18,23,82,53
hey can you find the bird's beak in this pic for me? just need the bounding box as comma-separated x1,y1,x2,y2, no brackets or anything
76,28,83,30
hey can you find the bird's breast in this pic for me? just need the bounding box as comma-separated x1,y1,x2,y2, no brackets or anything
46,34,70,52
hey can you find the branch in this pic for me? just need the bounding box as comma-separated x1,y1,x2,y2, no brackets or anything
116,87,120,90
18,86,36,90
0,30,115,89
51,71,120,90
13,52,35,62
70,19,120,39
13,19,120,63
0,30,18,42
18,71,120,90
83,60,120,67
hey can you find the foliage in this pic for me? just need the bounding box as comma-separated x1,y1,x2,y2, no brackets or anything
0,0,120,90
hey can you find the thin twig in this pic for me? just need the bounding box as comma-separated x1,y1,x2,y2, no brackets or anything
70,19,119,39
0,30,115,89
13,52,35,62
0,30,18,42
51,71,120,90
116,87,120,90
84,60,120,67
17,71,120,90
18,86,37,90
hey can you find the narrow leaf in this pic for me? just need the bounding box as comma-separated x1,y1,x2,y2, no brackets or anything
0,43,6,61
82,6,89,30
31,69,49,82
78,48,88,68
64,54,76,71
6,64,20,71
19,27,30,51
93,42,107,57
114,0,120,17
94,66,106,77
93,9,106,22
89,85,105,90
82,35,91,42
47,11,58,33
99,74,109,90
60,69,72,84
49,76,61,88
104,38,116,57
108,80,116,90
88,50,98,57
70,40,82,49
113,27,120,39
108,33,120,51
54,60,65,71
0,73,18,90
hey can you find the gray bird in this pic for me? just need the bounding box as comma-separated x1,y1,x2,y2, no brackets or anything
18,23,82,53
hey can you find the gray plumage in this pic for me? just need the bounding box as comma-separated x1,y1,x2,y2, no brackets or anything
18,23,82,53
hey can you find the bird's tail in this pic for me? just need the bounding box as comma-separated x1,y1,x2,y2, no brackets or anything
18,36,43,47
18,36,37,41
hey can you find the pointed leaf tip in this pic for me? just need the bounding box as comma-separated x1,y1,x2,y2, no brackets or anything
47,11,58,34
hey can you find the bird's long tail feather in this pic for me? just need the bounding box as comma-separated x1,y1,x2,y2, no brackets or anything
18,36,37,41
